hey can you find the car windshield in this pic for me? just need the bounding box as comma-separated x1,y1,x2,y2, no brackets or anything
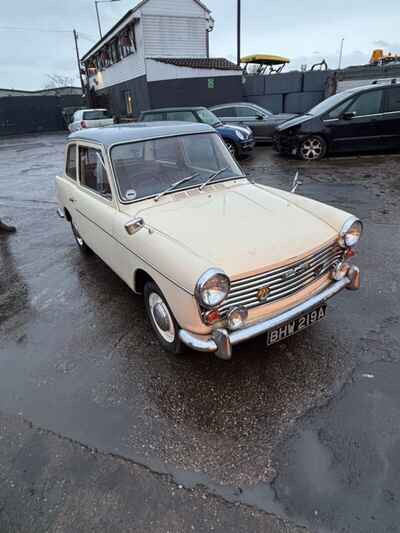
83,110,112,120
111,132,244,202
196,109,222,127
307,91,357,116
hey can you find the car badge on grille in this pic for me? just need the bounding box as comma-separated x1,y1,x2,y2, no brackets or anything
257,286,271,302
282,262,310,281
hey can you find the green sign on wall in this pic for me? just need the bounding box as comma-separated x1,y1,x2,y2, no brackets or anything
208,78,215,89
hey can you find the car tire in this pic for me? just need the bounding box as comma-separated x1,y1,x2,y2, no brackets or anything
144,281,185,355
71,221,91,254
225,140,238,159
298,135,327,161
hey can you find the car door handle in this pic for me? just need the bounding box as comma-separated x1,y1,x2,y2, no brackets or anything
68,197,75,203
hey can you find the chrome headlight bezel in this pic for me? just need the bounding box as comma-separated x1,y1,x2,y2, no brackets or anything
339,217,363,249
235,130,245,141
195,268,230,309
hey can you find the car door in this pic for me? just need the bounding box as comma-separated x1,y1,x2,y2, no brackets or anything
74,142,118,269
326,89,384,152
378,86,400,149
235,105,271,140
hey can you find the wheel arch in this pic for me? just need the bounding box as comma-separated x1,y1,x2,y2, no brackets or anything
134,268,155,295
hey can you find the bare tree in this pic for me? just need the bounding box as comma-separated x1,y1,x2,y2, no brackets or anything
43,74,76,89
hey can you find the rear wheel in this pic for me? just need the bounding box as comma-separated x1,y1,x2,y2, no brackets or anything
298,135,327,161
144,281,184,355
70,221,90,254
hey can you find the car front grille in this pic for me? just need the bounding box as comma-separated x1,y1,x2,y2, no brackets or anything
219,241,344,316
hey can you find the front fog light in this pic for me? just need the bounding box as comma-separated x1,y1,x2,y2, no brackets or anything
330,261,350,281
227,306,248,330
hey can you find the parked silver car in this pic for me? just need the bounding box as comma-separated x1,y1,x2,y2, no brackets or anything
210,102,296,142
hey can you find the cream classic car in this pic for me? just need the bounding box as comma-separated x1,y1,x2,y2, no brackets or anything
56,122,362,360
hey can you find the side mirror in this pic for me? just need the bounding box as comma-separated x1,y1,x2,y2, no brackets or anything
342,111,356,120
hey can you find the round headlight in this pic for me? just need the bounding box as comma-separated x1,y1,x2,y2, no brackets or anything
196,269,230,309
235,130,244,140
339,218,363,248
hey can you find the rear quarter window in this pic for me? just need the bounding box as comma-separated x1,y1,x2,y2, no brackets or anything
386,87,400,112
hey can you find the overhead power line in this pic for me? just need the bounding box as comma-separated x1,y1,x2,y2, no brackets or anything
0,26,72,33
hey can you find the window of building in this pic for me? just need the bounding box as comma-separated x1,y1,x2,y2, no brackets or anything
386,87,400,112
123,90,133,115
110,39,121,63
66,144,77,180
79,146,112,198
347,90,383,116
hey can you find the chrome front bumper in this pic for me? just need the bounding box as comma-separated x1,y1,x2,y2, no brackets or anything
179,266,360,360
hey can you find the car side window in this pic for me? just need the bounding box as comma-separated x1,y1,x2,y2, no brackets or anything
326,99,352,119
79,146,112,199
213,107,237,118
166,111,197,122
386,87,400,112
236,106,258,118
66,144,77,180
143,113,164,121
346,90,383,116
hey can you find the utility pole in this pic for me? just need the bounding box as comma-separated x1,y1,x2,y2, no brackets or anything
237,0,241,66
338,37,344,70
73,29,85,96
95,1,103,39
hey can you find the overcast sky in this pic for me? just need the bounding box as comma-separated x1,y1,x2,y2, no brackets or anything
1,0,399,90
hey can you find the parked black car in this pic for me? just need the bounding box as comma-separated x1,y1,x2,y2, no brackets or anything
274,83,400,160
139,107,255,159
210,102,296,142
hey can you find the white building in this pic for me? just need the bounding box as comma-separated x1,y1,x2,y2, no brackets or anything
81,0,242,117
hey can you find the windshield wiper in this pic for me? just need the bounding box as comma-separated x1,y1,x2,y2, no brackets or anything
199,167,228,191
154,173,199,202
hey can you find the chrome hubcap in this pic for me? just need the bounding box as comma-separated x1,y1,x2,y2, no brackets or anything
301,138,323,160
149,292,175,343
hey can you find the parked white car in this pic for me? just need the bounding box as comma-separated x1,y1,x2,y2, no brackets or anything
56,122,362,359
68,108,114,132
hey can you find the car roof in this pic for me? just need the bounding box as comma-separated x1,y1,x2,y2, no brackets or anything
337,82,399,97
210,102,259,107
79,108,108,112
141,106,207,114
68,121,214,147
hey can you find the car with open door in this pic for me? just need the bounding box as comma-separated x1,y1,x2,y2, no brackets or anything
209,102,296,142
56,122,362,360
273,82,400,160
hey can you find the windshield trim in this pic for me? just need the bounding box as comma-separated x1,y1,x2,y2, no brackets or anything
108,132,246,205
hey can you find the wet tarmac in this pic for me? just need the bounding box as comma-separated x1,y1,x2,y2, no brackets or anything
1,133,399,532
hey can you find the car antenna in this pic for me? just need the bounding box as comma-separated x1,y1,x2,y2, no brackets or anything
291,170,302,193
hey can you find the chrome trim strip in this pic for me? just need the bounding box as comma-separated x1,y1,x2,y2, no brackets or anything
179,272,358,353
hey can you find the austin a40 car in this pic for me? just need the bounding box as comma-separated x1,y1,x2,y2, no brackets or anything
56,122,362,359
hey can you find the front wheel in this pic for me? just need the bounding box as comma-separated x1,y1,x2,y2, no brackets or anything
298,135,327,161
144,282,184,355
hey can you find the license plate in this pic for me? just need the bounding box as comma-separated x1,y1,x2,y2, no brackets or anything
267,304,327,346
